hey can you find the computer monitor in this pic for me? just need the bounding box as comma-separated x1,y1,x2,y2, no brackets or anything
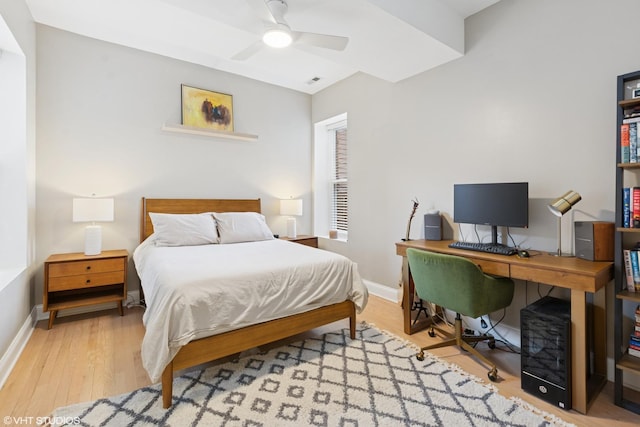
453,182,529,244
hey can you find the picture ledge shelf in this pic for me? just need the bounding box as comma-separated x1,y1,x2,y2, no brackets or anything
161,123,258,142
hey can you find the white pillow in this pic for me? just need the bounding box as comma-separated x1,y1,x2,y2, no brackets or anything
149,212,219,246
214,212,275,244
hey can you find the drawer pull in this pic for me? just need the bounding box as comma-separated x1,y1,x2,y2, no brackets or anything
86,266,91,270
86,279,91,284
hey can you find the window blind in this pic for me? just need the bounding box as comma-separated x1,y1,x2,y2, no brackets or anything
331,127,348,231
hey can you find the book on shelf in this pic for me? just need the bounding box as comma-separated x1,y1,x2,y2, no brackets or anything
631,251,640,291
623,116,640,124
633,187,640,227
630,323,640,358
632,122,639,163
624,249,636,291
624,187,632,228
622,123,631,163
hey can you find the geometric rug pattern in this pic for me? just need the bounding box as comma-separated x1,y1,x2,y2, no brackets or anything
53,323,573,426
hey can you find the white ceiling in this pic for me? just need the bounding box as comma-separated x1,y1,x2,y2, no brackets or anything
24,0,500,94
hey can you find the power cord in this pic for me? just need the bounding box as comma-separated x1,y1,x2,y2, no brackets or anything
124,294,146,309
485,309,520,354
538,283,555,298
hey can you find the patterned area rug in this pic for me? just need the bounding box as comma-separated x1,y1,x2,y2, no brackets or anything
53,323,573,426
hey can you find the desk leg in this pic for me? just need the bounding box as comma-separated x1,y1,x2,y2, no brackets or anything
571,289,588,414
401,256,436,335
570,287,608,415
402,257,413,334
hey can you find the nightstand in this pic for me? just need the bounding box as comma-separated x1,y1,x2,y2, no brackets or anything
43,249,128,329
279,235,318,248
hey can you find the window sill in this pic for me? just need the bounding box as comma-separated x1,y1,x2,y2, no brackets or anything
320,235,348,243
0,265,27,293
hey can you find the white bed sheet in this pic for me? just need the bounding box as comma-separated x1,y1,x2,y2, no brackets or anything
133,237,368,382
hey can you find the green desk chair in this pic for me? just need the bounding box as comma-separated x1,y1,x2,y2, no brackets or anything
406,248,515,381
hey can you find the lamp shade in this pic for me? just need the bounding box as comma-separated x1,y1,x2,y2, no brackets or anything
547,191,581,217
73,198,114,222
280,199,303,216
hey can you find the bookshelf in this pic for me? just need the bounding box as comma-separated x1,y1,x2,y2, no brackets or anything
614,70,640,415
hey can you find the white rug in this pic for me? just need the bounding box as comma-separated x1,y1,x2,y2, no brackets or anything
53,323,573,426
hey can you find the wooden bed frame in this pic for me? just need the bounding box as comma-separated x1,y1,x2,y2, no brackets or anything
139,198,357,408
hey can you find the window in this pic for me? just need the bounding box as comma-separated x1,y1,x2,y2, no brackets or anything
313,113,348,240
331,126,348,232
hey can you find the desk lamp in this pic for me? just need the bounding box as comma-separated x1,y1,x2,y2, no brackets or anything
73,197,114,255
548,190,581,256
280,198,302,238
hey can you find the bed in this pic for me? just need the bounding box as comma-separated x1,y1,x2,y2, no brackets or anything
134,198,368,408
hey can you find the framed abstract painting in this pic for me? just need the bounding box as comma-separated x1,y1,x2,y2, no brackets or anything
181,84,234,132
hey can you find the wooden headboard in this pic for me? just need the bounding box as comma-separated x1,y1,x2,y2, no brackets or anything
140,198,262,242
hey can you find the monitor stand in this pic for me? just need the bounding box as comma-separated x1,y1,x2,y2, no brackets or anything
491,226,499,245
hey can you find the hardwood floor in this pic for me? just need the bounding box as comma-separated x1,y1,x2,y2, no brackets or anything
0,295,639,426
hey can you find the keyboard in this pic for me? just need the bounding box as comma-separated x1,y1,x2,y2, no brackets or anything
448,241,518,256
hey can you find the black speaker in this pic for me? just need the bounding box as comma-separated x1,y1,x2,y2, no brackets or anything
574,221,614,261
520,296,571,410
424,213,442,241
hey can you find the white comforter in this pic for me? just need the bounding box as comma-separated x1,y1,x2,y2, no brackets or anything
133,237,368,382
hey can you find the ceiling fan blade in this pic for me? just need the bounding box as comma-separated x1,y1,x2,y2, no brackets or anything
231,41,264,60
294,31,349,51
245,0,278,24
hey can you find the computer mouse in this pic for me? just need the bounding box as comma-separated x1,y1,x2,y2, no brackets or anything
518,250,530,258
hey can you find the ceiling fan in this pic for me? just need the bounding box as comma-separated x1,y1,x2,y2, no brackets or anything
233,0,349,60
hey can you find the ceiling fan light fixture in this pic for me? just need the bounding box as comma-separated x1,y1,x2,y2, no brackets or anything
263,24,292,48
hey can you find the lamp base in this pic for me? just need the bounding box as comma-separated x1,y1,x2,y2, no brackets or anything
550,251,573,257
84,225,102,256
286,217,297,238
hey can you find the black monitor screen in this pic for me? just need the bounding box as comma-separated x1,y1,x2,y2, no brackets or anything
453,182,529,229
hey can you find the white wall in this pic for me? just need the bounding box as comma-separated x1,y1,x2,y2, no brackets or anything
312,0,640,352
34,25,313,303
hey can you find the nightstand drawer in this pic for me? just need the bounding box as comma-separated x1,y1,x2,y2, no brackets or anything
48,270,126,292
48,258,124,277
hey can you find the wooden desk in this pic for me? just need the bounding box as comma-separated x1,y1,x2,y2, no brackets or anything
396,239,614,414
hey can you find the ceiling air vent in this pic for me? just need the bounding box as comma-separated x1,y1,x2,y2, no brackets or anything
307,76,321,85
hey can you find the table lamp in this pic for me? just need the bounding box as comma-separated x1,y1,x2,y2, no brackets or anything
547,190,581,256
73,197,114,255
280,198,302,238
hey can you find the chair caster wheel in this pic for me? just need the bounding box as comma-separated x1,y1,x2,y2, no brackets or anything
488,340,496,349
488,368,498,382
416,352,425,361
428,329,436,338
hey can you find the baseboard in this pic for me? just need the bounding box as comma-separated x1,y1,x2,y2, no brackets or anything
0,306,38,390
363,279,398,303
